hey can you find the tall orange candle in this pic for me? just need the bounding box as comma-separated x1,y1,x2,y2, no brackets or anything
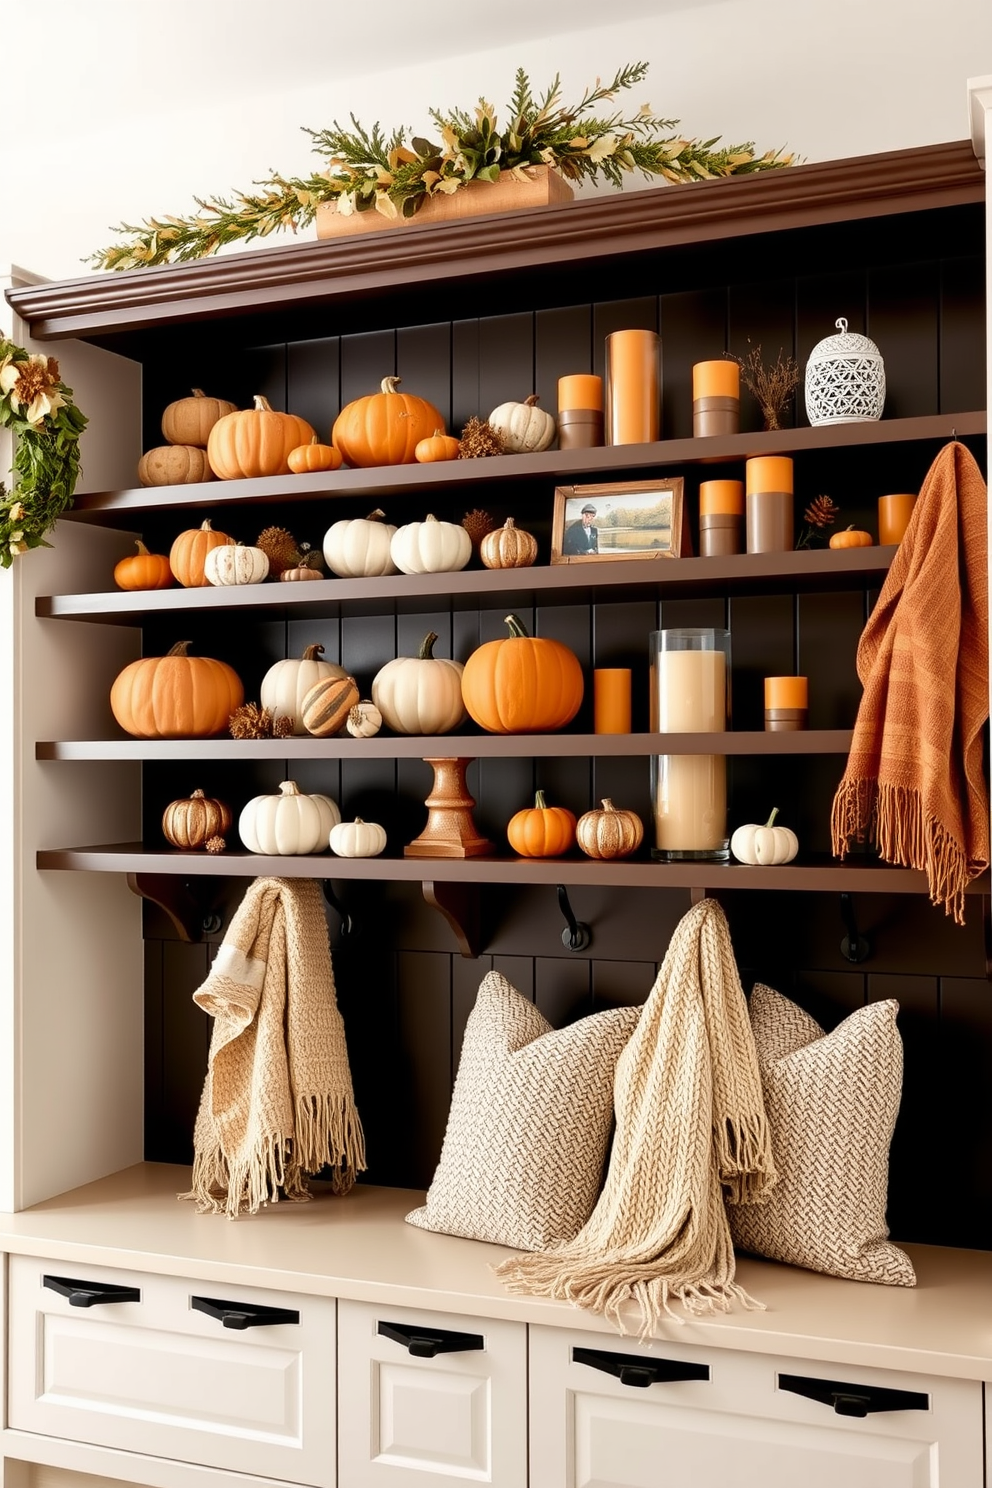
605,330,660,445
746,455,794,553
594,669,632,734
878,493,917,546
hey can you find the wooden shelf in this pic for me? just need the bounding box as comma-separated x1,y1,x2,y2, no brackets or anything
58,411,985,527
36,842,987,896
36,730,854,761
38,546,897,625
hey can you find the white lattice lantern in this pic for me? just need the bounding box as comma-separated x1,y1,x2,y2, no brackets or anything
804,318,886,426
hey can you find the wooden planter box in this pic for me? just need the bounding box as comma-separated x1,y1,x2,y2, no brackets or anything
315,165,573,238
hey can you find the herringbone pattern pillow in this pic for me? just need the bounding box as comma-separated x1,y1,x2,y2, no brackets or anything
728,984,916,1286
406,971,640,1251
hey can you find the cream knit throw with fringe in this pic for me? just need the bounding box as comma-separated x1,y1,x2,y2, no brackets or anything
182,877,366,1217
495,898,776,1336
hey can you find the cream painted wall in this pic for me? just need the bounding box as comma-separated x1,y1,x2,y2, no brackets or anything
3,0,990,283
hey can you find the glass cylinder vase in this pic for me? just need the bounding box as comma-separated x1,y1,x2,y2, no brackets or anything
649,628,730,861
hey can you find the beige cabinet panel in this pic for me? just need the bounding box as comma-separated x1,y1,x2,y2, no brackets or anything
337,1299,526,1486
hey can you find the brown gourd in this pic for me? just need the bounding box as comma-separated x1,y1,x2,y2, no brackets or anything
137,445,214,487
576,798,644,860
162,789,233,850
161,388,237,447
479,517,538,570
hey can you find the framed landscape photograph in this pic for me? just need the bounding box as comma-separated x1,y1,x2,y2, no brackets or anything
551,479,686,565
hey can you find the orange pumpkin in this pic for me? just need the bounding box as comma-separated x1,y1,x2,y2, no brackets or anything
287,437,344,474
110,641,244,739
460,613,584,734
114,540,173,592
161,388,237,447
169,519,234,588
415,429,460,463
506,791,577,858
829,525,874,549
206,395,316,480
332,377,445,468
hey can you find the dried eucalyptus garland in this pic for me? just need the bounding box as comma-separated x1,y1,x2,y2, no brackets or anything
89,63,794,271
0,340,87,567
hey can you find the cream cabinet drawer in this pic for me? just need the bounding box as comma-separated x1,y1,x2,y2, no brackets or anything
337,1299,526,1487
529,1324,983,1488
8,1255,336,1486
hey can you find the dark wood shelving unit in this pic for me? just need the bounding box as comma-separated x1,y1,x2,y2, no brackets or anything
58,411,985,526
36,730,854,761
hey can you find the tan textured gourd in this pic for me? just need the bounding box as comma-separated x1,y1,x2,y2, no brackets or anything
137,445,214,487
161,388,237,447
162,789,233,850
480,517,538,570
301,675,360,737
576,798,644,860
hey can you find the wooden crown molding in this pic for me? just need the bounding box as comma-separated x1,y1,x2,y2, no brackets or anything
8,140,984,342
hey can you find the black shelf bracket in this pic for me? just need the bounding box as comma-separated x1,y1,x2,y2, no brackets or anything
321,881,355,938
126,873,222,942
422,882,482,959
839,893,871,964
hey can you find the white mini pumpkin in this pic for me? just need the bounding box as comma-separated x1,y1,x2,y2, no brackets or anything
488,394,556,454
390,514,472,575
323,508,398,578
239,780,341,855
371,631,466,735
346,699,383,738
730,808,799,866
329,817,387,858
204,542,270,586
260,643,349,735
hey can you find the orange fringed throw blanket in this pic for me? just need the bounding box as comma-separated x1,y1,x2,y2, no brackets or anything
831,442,989,924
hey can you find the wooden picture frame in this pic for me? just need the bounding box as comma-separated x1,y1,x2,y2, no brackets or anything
551,479,686,565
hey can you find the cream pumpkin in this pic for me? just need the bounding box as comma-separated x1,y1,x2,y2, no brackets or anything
390,514,472,575
730,808,799,865
238,780,341,856
329,817,387,858
323,509,398,578
259,643,349,735
203,542,270,586
371,631,466,735
488,394,556,453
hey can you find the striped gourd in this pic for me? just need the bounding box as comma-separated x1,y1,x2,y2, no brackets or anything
301,674,360,737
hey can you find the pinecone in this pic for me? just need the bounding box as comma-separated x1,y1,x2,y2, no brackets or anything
205,835,226,854
462,508,496,550
458,418,505,459
229,701,275,739
296,542,326,573
256,524,300,575
802,495,839,529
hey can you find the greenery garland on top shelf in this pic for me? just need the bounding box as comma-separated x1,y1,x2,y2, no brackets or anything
0,341,87,567
89,63,795,271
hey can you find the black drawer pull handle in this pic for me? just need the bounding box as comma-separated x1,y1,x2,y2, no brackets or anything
573,1346,709,1388
378,1321,484,1358
191,1295,300,1330
779,1373,929,1417
44,1274,140,1308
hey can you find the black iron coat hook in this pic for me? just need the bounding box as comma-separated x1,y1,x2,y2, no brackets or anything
839,893,871,964
322,881,355,937
557,885,591,952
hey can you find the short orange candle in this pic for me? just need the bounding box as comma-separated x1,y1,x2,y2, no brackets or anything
746,456,794,494
692,360,740,399
878,493,917,546
765,676,808,709
605,330,660,445
594,669,632,734
700,480,745,516
558,374,603,412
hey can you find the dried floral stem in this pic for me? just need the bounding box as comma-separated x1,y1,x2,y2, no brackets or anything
735,343,801,432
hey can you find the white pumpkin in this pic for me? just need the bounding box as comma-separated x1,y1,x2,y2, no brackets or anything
329,817,387,858
345,699,382,738
390,514,472,576
488,394,556,454
204,542,270,587
372,631,466,735
239,780,341,855
323,508,398,578
260,643,349,735
730,808,799,866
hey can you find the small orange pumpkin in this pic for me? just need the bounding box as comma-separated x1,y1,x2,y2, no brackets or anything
829,525,874,549
415,429,460,463
114,540,173,592
576,799,644,860
279,557,324,582
287,437,344,474
169,519,234,588
162,788,233,849
161,388,237,447
506,791,577,858
460,613,584,734
207,395,316,480
332,376,446,468
110,642,244,740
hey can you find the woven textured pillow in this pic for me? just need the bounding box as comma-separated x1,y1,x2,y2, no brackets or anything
406,970,640,1251
728,984,915,1286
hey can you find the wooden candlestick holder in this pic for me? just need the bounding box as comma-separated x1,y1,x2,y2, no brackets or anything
404,757,494,859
